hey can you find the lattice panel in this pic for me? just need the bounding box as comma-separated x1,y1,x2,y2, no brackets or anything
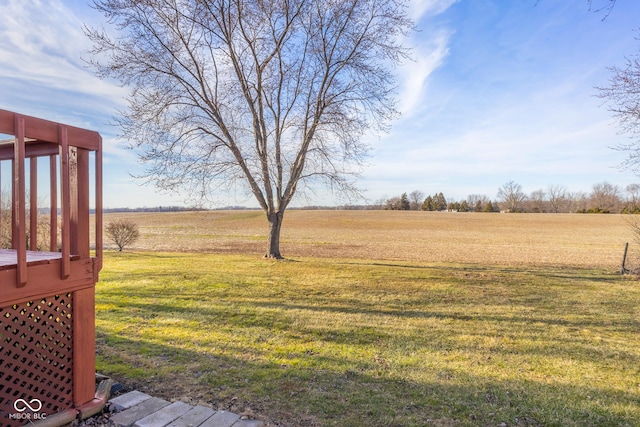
0,294,74,426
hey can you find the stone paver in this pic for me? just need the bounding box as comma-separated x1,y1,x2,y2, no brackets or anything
110,391,153,411
108,391,264,427
231,420,265,427
134,401,193,427
110,396,171,427
199,410,240,427
166,405,217,427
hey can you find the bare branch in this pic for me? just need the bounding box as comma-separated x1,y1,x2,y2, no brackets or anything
597,42,640,175
86,0,411,257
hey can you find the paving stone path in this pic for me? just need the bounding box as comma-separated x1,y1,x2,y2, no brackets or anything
108,391,264,427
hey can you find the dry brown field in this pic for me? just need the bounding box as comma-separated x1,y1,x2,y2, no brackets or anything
103,210,637,269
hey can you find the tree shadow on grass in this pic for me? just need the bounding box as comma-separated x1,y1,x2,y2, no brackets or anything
103,296,640,375
95,329,640,427
95,258,640,425
339,260,623,280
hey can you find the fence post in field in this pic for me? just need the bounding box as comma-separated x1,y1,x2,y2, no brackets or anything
621,242,629,275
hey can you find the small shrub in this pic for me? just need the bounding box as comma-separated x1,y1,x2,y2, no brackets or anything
105,219,140,251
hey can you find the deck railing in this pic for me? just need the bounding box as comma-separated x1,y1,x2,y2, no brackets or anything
0,109,104,426
0,109,103,287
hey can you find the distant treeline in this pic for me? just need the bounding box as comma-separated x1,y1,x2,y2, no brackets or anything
34,181,638,214
104,206,207,213
374,181,640,214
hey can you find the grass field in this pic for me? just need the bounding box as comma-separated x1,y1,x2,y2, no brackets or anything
96,211,640,426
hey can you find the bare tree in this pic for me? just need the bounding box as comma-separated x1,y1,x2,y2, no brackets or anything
374,195,389,210
497,181,527,212
626,183,640,212
547,184,569,213
529,189,547,213
467,194,489,212
86,0,411,258
105,219,140,251
409,190,424,211
590,181,622,212
534,1,618,17
587,0,617,16
384,196,401,210
570,191,589,213
0,190,52,250
598,33,640,174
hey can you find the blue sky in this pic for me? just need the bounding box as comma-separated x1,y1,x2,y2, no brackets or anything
1,0,639,208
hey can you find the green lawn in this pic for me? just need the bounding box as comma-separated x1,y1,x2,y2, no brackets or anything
96,252,640,426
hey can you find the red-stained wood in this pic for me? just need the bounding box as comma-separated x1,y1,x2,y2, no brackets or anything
95,139,103,275
0,140,59,160
73,287,96,406
13,115,26,287
0,108,103,414
0,248,79,269
0,258,93,308
60,125,71,279
30,156,38,251
0,161,2,242
0,109,100,151
76,149,90,259
50,154,58,251
70,146,78,255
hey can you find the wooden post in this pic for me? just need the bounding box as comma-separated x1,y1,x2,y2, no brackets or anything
72,146,94,407
30,156,38,251
13,115,27,287
60,125,71,278
621,242,629,275
95,139,103,274
50,154,58,251
0,160,2,243
73,287,96,406
73,148,90,258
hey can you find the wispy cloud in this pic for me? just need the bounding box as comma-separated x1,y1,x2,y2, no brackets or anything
363,0,640,203
397,29,452,116
409,0,460,20
1,0,639,208
0,0,126,122
394,0,458,116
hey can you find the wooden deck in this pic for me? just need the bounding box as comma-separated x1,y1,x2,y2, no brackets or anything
0,249,79,270
0,109,104,426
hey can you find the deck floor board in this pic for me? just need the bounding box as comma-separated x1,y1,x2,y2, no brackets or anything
0,249,78,270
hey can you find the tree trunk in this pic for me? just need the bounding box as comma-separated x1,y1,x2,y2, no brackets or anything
265,211,284,259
